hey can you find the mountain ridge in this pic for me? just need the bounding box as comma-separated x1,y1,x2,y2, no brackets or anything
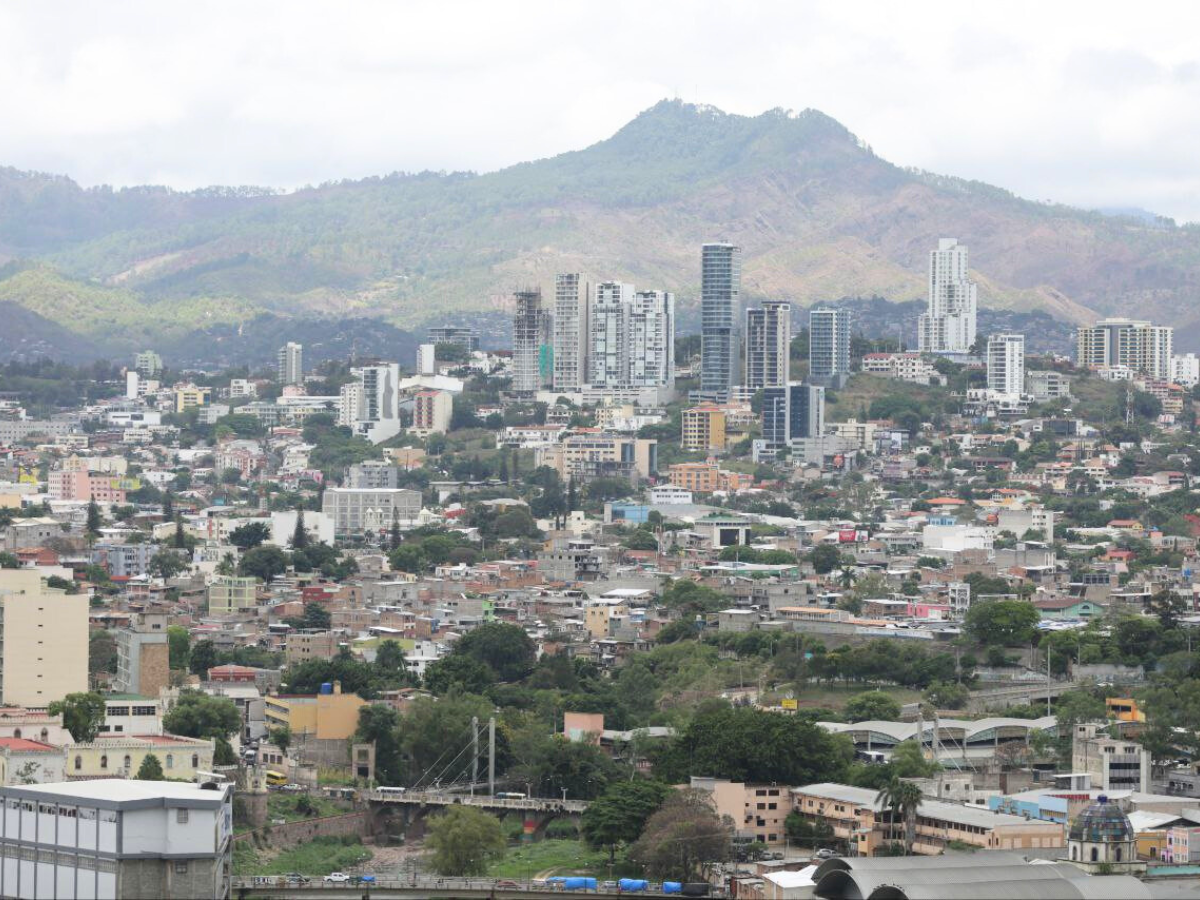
2,99,1200,358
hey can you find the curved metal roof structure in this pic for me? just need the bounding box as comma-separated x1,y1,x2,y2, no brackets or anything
810,853,1154,899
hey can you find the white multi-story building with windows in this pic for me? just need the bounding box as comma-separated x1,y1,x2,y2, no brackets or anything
0,779,233,899
987,333,1025,397
322,488,423,537
744,300,791,390
1077,318,1173,380
552,273,589,392
337,364,401,444
808,306,850,383
918,239,977,354
277,342,303,386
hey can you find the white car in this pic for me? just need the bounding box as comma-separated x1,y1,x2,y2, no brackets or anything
324,873,351,883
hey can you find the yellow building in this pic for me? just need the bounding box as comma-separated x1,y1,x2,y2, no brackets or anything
583,599,628,640
681,406,727,453
208,576,257,615
1107,697,1146,723
0,570,88,707
67,734,214,780
264,682,365,740
174,385,212,413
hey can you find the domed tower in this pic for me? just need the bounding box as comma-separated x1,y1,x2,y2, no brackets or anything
1064,795,1144,874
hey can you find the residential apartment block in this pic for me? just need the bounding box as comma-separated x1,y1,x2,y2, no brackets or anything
918,238,977,354
0,570,87,708
1076,318,1173,379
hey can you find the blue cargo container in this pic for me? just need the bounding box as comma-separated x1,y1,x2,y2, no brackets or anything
618,879,649,892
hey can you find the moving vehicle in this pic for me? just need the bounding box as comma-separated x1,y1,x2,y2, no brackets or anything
495,791,527,799
264,770,287,786
324,873,351,883
375,786,407,795
816,848,838,859
283,873,310,884
495,881,521,890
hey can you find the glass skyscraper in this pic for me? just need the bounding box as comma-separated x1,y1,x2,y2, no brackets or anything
700,243,741,399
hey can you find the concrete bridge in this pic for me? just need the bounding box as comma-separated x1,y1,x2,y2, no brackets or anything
234,876,623,898
366,791,588,842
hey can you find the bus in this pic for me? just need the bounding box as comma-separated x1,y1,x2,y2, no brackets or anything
495,792,527,800
375,786,407,795
265,771,287,786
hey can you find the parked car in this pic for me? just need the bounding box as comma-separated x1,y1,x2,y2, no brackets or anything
282,783,305,793
283,873,310,884
324,872,351,883
815,849,838,859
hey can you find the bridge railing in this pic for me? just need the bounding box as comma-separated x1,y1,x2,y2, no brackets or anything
367,790,588,812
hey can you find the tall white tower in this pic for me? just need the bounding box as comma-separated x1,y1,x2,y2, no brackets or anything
277,342,303,385
987,333,1025,397
744,300,791,390
552,273,590,391
918,239,977,354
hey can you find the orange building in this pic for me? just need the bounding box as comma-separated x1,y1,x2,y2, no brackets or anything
667,460,753,494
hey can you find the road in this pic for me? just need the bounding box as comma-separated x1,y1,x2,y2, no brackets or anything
234,876,722,898
367,790,589,814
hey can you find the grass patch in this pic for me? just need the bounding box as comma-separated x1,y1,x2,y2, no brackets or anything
486,839,637,881
267,792,344,822
234,835,373,877
796,683,924,710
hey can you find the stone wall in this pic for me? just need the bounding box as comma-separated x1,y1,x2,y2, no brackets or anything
236,812,369,850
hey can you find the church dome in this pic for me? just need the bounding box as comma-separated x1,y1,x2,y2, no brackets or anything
1068,795,1133,843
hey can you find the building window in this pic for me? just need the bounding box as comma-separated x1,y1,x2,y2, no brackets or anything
124,755,131,770
1091,848,1098,862
100,755,108,769
177,809,189,824
174,861,188,874
1116,847,1122,862
192,754,199,768
12,730,19,739
166,755,174,769
39,729,47,742
74,756,81,771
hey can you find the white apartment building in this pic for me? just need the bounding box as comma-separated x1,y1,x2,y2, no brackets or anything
338,363,401,444
808,306,850,383
416,344,436,376
1172,353,1200,387
277,342,303,386
552,273,589,391
322,488,423,537
987,333,1025,397
1076,318,1173,379
861,353,937,385
1025,370,1072,401
0,779,233,899
586,283,674,391
411,390,452,436
0,570,88,708
589,282,635,387
917,238,978,354
744,301,791,390
628,290,674,387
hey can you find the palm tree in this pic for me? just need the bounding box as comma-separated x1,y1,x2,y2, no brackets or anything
876,779,924,855
838,565,857,590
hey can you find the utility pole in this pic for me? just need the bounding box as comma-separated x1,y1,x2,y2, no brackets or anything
488,717,496,797
471,716,479,797
1046,646,1052,717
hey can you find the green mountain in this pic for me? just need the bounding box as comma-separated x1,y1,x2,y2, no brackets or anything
3,99,1200,359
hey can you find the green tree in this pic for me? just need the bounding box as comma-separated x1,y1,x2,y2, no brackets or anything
89,630,119,677
454,622,536,682
581,780,672,863
163,691,241,741
268,725,292,756
877,778,924,855
425,805,506,876
85,498,103,544
964,599,1040,646
809,544,843,575
238,545,289,582
629,789,732,882
656,706,852,785
135,754,164,781
843,691,901,722
48,692,107,743
0,552,20,568
285,602,332,631
355,705,403,785
423,654,494,695
923,681,970,710
148,548,188,580
291,507,310,550
888,740,940,779
167,625,191,671
189,640,218,677
228,521,271,550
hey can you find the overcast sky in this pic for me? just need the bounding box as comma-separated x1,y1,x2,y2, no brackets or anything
3,1,1200,220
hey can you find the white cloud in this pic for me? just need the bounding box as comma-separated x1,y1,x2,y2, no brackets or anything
1,0,1199,219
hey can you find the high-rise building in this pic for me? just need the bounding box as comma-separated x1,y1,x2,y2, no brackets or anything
745,300,791,390
761,382,824,450
917,239,978,354
553,273,590,391
987,333,1026,397
681,406,727,452
416,343,436,375
0,570,87,707
1173,353,1200,388
134,350,163,379
809,306,851,383
113,612,170,698
700,243,741,399
512,289,551,393
277,342,303,385
339,363,401,444
628,290,675,387
427,325,480,351
589,282,634,388
411,389,453,435
1077,318,1174,379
